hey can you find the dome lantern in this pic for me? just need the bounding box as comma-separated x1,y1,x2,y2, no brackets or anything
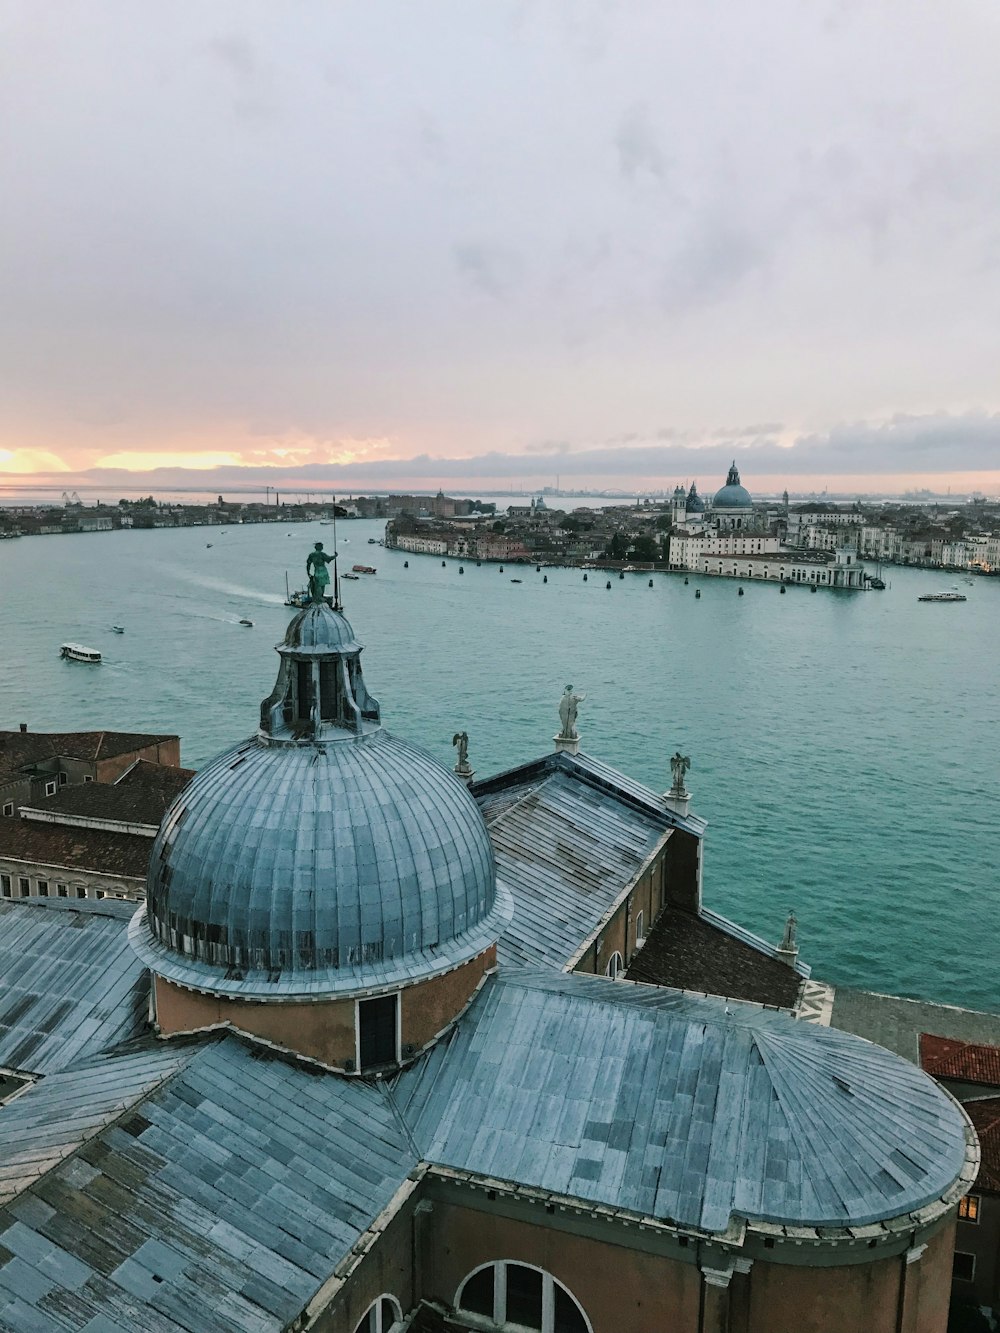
259,601,381,741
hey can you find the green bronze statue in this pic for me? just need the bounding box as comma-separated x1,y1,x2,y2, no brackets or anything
306,542,335,602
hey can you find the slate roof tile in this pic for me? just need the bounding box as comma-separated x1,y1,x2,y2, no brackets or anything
0,903,148,1075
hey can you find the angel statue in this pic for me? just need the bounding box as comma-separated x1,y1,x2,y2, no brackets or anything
306,542,335,601
452,731,473,778
669,751,691,796
558,685,586,741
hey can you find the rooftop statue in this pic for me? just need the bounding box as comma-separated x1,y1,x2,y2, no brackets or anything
558,685,586,741
452,730,473,778
780,911,798,953
669,751,691,796
306,542,335,602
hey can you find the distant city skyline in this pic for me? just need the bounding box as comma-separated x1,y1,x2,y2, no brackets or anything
2,3,999,492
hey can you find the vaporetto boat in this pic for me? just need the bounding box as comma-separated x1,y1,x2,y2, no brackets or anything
60,643,102,662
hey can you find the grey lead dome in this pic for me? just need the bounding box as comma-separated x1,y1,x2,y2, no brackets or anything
713,461,754,509
139,599,508,992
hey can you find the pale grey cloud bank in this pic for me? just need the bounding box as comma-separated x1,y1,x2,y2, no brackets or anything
1,0,999,478
46,410,1000,490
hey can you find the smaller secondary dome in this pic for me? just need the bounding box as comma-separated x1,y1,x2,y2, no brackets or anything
713,462,754,510
282,601,362,654
686,482,705,513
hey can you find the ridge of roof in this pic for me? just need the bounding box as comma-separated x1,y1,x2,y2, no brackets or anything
471,749,705,836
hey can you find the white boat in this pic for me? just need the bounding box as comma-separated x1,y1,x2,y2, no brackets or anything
918,591,967,603
60,643,101,663
341,572,360,580
284,573,310,608
111,626,125,634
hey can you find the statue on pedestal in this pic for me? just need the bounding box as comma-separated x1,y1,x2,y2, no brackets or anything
306,543,335,602
669,751,691,797
452,731,475,782
558,685,586,741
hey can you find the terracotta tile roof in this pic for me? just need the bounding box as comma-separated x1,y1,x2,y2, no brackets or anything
919,1033,1000,1088
625,905,802,1009
963,1099,1000,1194
28,761,195,827
0,817,151,881
0,730,177,785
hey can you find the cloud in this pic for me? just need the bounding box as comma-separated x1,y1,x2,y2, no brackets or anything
615,103,671,183
34,411,1000,489
452,243,523,298
660,222,768,312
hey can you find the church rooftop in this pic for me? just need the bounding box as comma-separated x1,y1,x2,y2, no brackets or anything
0,899,147,1076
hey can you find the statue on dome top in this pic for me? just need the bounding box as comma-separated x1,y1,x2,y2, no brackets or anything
306,542,335,602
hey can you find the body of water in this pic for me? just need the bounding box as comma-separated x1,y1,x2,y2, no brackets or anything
1,519,997,1010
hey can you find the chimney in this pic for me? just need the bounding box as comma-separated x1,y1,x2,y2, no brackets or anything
19,723,27,733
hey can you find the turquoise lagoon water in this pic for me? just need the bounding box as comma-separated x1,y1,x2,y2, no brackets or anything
1,519,997,1010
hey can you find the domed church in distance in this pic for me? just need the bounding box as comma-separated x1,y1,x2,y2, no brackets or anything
0,561,980,1333
711,460,756,529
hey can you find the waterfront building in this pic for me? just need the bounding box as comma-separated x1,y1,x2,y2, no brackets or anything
0,594,978,1332
668,531,781,569
393,532,449,556
785,507,865,546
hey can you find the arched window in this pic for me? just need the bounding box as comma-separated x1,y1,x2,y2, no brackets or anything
605,951,624,979
456,1261,591,1333
634,911,644,946
353,1294,401,1333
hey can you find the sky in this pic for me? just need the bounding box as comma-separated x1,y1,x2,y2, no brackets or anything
2,0,1000,496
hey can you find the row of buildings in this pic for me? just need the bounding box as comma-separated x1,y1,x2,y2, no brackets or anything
0,493,494,539
386,467,873,589
1,569,999,1329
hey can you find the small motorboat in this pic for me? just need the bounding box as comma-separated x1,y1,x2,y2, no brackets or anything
60,643,101,662
510,578,522,583
284,573,310,608
341,572,360,580
111,625,125,634
239,618,254,627
368,537,378,544
206,543,213,548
